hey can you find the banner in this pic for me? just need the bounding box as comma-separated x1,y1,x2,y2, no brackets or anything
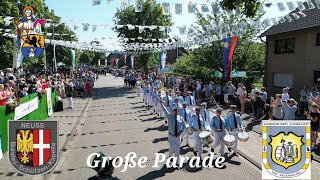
14,97,39,120
70,49,76,70
130,55,134,68
135,0,143,12
46,88,53,117
223,36,238,81
158,51,162,69
161,52,167,69
0,135,3,160
13,37,24,68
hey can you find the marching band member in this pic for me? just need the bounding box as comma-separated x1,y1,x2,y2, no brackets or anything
179,102,192,147
171,98,182,112
156,90,163,118
176,91,185,104
160,100,186,169
226,105,244,156
210,108,227,156
190,106,206,159
200,102,211,126
152,87,157,112
162,90,172,109
185,91,196,106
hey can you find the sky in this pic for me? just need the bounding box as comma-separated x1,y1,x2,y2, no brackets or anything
44,0,305,51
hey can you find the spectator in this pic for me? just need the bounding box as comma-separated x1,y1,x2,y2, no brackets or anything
239,86,247,115
271,94,284,120
281,87,290,101
299,86,310,115
283,99,297,120
253,92,264,121
305,104,319,149
0,84,7,106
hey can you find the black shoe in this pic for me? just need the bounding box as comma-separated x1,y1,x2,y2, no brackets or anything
211,148,214,153
233,153,238,156
228,148,232,152
165,121,167,124
186,144,190,147
193,151,197,156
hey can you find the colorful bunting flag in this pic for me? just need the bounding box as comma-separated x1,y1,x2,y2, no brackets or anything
306,0,316,9
162,2,170,15
201,4,209,13
188,3,196,13
92,0,101,6
92,25,97,32
121,0,128,7
286,2,296,11
135,0,143,12
83,23,90,31
277,2,286,12
175,3,182,15
211,2,221,14
297,1,306,11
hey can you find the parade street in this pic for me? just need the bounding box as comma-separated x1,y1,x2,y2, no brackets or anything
47,74,260,180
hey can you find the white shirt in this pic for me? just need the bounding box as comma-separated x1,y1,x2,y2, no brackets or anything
281,93,289,101
196,83,201,91
236,87,242,96
251,88,258,99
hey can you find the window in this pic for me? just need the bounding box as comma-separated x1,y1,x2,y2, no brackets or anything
316,33,320,46
275,38,295,54
314,71,320,83
273,73,293,88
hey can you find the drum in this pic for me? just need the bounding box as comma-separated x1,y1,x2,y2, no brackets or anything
199,131,213,145
223,135,235,148
185,124,193,135
237,131,249,142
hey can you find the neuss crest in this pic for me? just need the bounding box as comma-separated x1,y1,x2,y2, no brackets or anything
8,121,58,175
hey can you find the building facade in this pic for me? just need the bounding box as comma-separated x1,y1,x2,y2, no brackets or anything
260,9,320,99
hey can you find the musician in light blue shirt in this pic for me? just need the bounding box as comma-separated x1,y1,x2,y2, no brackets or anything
185,91,196,106
162,91,172,108
160,100,186,168
210,108,227,156
171,98,182,113
200,102,211,126
189,106,206,158
176,91,185,104
225,105,244,155
179,102,192,146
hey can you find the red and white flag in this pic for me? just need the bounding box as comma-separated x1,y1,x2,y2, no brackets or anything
33,129,50,166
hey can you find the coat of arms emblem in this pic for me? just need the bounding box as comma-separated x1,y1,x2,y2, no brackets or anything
262,121,311,179
8,121,58,175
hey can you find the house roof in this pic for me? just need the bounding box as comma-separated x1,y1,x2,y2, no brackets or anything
259,8,320,37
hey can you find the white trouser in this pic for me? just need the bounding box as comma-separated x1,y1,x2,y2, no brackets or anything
231,129,239,153
181,130,190,144
67,97,73,108
168,134,182,165
143,93,147,103
158,104,164,117
193,131,203,157
211,131,226,155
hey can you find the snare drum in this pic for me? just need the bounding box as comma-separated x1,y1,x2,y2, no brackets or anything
223,135,235,148
238,131,249,142
185,124,193,135
199,131,213,145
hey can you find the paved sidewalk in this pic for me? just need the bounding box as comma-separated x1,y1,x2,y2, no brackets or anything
0,97,90,180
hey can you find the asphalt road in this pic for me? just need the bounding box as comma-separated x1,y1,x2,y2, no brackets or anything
49,74,260,180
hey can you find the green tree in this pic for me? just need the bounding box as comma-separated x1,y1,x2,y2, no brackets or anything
173,8,265,79
220,0,262,18
113,0,172,72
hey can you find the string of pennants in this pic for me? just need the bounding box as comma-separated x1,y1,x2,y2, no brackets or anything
91,0,320,15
